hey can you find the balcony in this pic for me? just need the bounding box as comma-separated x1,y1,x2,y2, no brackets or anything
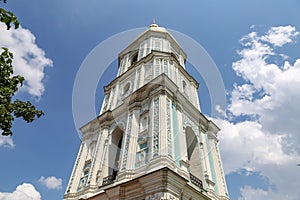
189,173,203,190
102,170,118,186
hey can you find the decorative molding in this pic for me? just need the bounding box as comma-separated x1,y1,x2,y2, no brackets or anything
144,63,153,84
108,87,115,110
66,144,84,194
122,113,133,170
87,130,103,185
140,102,149,114
182,113,199,136
167,98,172,158
102,93,110,112
153,97,159,157
137,67,141,89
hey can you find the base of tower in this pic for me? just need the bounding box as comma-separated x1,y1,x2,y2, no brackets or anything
64,167,230,200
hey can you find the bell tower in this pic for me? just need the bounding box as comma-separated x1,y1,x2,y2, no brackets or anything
64,23,230,200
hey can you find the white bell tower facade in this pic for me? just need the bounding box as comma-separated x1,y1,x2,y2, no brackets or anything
64,23,229,200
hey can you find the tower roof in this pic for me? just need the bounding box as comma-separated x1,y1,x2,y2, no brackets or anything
119,23,187,61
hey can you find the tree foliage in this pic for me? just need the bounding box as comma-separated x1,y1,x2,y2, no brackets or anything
0,0,19,30
0,7,19,30
0,48,44,135
0,1,44,136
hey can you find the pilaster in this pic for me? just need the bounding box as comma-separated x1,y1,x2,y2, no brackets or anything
86,129,101,186
175,104,187,168
98,128,109,185
65,143,84,194
111,84,119,110
120,113,133,171
201,132,214,191
74,142,89,192
198,129,208,189
87,129,103,186
159,95,167,156
127,109,139,170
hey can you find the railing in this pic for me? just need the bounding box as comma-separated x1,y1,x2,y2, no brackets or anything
102,171,118,186
189,173,203,190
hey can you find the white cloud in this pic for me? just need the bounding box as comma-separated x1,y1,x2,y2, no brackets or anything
0,135,14,148
38,176,62,190
238,186,274,200
0,23,53,98
215,119,296,173
262,26,299,47
0,183,41,200
230,26,300,152
238,186,296,200
216,25,300,199
216,119,300,199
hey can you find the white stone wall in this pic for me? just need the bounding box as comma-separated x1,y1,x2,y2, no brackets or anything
100,55,200,115
65,25,229,200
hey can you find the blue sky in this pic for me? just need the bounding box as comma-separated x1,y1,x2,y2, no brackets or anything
0,1,300,200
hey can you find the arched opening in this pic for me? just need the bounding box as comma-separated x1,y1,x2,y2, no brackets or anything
103,127,123,184
109,127,123,173
185,127,203,182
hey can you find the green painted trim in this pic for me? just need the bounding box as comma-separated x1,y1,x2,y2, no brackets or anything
205,134,219,194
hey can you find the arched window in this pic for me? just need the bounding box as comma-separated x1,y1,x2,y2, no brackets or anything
185,127,203,182
102,127,124,186
109,127,124,174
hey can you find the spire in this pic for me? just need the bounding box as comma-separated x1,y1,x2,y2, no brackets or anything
149,19,158,27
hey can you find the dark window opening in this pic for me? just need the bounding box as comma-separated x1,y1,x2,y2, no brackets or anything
131,53,138,64
103,127,124,186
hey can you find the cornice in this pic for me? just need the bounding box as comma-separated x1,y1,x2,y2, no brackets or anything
97,74,217,131
104,51,199,93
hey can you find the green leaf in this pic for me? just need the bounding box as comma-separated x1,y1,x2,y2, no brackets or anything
0,49,44,136
0,7,19,30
